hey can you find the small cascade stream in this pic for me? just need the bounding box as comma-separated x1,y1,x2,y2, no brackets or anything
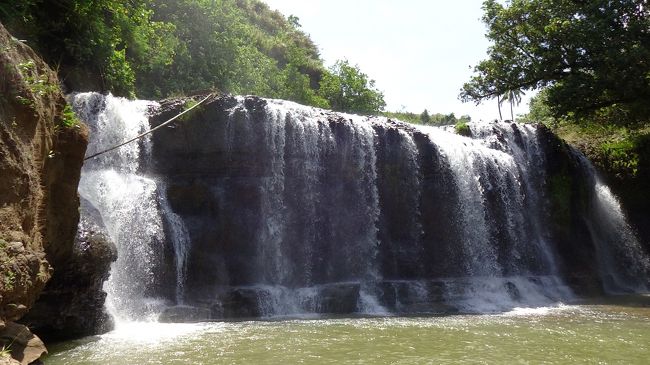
157,182,191,303
573,152,650,293
73,93,650,322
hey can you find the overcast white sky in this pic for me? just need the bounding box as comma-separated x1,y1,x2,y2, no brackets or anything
263,0,533,122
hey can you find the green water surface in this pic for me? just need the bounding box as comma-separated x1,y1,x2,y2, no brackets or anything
46,303,650,364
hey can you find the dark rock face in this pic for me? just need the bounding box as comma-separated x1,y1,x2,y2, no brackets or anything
536,127,600,291
603,137,650,255
553,129,650,262
148,97,388,306
135,95,649,319
375,126,462,280
20,198,117,342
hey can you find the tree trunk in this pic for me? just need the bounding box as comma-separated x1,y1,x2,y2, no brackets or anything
497,95,503,121
510,99,514,121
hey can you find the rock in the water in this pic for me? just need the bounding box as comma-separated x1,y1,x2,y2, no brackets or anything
317,283,360,314
0,322,46,365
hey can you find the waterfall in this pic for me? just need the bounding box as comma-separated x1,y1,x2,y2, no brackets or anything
157,182,191,303
418,126,505,277
414,123,573,312
75,94,650,321
215,99,386,316
72,93,190,321
572,151,650,293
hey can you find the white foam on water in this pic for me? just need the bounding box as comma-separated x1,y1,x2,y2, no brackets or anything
501,303,571,317
357,288,390,316
107,321,207,344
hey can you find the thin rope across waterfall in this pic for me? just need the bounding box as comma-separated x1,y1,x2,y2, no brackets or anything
83,93,214,161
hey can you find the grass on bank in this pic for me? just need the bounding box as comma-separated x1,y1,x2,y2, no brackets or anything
549,121,650,180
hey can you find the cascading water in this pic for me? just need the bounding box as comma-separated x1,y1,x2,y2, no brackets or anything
75,94,650,322
415,124,573,312
572,151,650,293
419,126,505,277
72,93,190,321
219,99,386,316
157,182,191,303
478,123,561,275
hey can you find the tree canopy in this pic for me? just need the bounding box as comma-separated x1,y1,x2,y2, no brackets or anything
383,110,471,126
318,60,386,114
0,0,385,114
460,0,650,125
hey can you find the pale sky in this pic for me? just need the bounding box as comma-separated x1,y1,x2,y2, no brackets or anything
263,0,533,122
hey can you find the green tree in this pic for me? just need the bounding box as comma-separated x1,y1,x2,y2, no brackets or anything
503,88,524,121
1,0,177,97
458,114,472,124
1,0,384,111
319,59,386,114
519,87,560,125
420,109,431,124
287,15,301,29
460,0,650,125
496,95,503,121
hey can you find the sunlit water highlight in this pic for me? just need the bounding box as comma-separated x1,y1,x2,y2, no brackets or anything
47,302,650,364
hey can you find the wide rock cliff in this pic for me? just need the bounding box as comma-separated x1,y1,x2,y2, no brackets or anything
0,22,112,361
102,94,646,319
67,90,650,324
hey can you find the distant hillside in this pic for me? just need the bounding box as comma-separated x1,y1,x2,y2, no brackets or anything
0,0,384,113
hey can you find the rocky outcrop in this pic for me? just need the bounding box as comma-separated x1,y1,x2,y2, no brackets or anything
0,22,61,325
0,22,111,360
594,140,650,254
535,126,606,294
20,198,116,342
543,126,650,290
553,128,650,254
0,322,46,365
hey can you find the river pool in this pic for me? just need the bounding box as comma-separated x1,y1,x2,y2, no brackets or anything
46,301,650,364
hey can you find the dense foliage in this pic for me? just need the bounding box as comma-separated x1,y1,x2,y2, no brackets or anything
1,0,164,97
0,0,385,114
461,0,650,126
319,60,385,114
383,110,471,126
518,88,650,180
